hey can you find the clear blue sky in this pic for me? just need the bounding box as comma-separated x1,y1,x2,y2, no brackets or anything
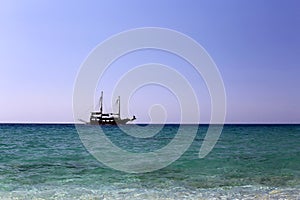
0,0,299,123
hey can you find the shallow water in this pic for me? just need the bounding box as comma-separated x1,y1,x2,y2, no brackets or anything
0,124,299,199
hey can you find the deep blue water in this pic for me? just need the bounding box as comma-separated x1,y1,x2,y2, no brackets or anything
0,124,299,199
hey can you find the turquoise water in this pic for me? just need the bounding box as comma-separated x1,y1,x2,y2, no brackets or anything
0,124,299,199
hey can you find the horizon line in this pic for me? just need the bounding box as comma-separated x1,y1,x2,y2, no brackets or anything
0,121,299,125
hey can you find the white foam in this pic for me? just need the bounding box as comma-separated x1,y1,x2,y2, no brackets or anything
1,185,300,200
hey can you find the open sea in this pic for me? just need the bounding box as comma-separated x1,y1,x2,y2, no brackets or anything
0,124,299,199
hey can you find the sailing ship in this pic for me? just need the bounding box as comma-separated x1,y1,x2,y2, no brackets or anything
89,91,136,125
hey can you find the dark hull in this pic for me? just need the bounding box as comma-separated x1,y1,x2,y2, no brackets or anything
89,118,132,125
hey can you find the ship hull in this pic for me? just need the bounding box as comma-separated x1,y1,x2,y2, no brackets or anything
89,118,132,125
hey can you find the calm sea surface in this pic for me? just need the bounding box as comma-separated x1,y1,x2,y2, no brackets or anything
0,124,299,199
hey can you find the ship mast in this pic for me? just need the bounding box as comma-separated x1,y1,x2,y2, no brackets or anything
118,96,120,118
100,91,103,114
